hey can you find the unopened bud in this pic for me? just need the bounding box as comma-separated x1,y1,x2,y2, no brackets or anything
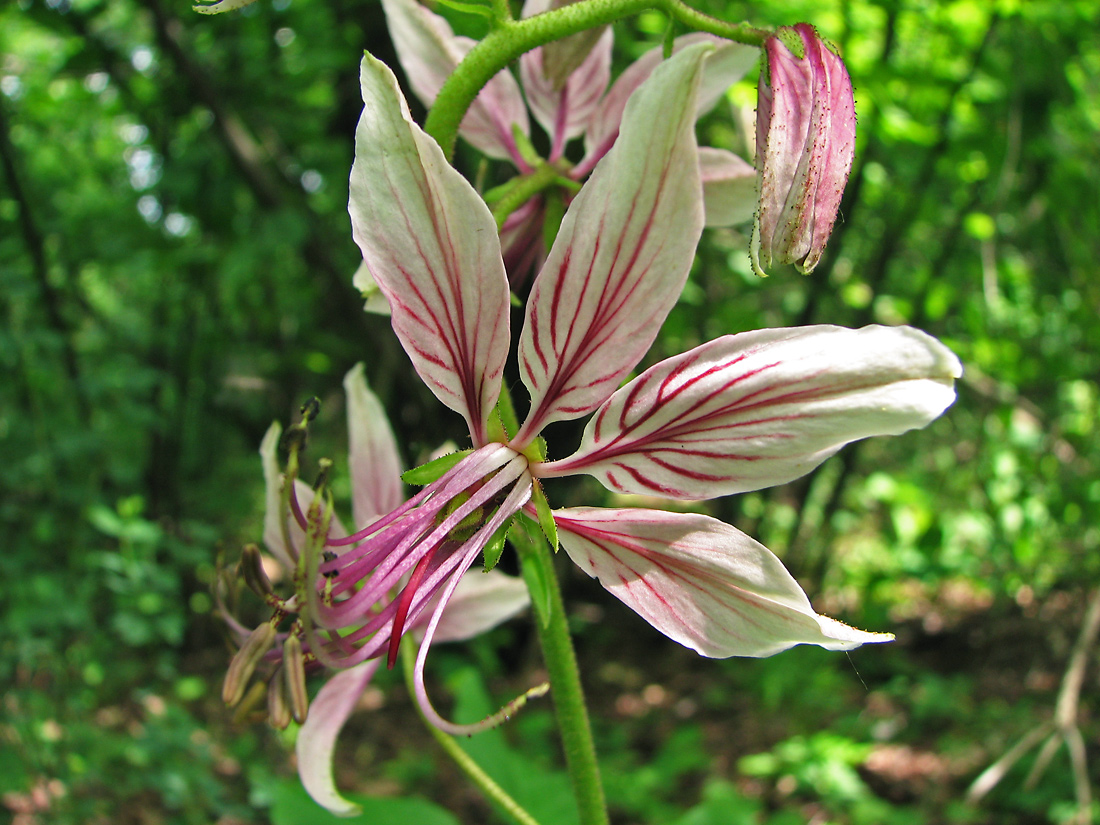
267,667,292,730
239,544,273,598
751,24,855,276
283,635,309,724
223,623,277,707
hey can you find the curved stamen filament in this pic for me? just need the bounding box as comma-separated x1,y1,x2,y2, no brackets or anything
411,478,542,736
388,546,437,668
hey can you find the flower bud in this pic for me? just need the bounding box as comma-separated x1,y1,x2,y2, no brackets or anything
751,24,856,276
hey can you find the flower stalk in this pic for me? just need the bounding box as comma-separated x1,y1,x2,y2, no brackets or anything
423,0,769,157
399,640,546,825
511,519,609,825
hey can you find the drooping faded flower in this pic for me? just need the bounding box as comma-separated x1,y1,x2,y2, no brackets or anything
222,364,530,816
344,39,961,723
751,23,856,276
377,0,759,282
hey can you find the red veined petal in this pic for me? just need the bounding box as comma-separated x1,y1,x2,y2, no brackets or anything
538,325,961,498
350,55,510,443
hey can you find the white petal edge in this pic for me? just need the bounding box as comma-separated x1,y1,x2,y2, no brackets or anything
699,146,757,227
296,660,381,816
344,364,404,527
429,570,530,643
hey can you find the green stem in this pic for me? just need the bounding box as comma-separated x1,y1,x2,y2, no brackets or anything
511,519,609,825
400,640,545,825
488,0,513,26
424,0,769,158
489,162,568,230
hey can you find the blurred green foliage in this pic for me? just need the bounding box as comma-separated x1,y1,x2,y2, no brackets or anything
1,0,1098,822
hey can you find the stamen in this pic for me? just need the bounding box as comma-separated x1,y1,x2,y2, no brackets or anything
267,666,291,730
224,622,277,707
411,475,539,736
284,635,309,723
387,547,437,669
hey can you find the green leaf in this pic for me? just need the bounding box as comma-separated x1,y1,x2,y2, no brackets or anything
481,522,509,572
267,776,461,825
448,666,579,825
401,450,473,486
494,383,520,440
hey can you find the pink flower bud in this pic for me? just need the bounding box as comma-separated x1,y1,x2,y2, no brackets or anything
752,24,856,276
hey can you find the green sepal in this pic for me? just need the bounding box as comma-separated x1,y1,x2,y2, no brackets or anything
401,449,473,486
542,188,565,253
513,518,554,629
775,25,807,59
512,123,542,169
433,0,493,17
481,522,510,572
662,16,676,59
494,383,520,440
531,479,558,552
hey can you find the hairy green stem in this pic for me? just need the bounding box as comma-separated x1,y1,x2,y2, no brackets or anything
511,519,609,825
489,162,569,229
400,640,544,825
424,0,768,157
489,0,513,25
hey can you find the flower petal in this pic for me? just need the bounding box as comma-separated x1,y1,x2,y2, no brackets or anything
296,660,381,816
515,44,709,440
699,147,757,227
583,33,758,166
430,569,530,643
350,54,511,443
520,24,613,151
557,507,892,658
344,364,404,527
381,0,529,162
539,325,962,498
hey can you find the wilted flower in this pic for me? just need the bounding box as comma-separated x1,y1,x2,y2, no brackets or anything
344,39,961,736
751,23,856,276
378,0,758,282
222,365,529,816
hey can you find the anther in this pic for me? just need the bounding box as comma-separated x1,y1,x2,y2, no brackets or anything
321,549,339,579
223,622,277,707
239,544,274,597
300,396,321,423
267,666,292,730
283,635,309,723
